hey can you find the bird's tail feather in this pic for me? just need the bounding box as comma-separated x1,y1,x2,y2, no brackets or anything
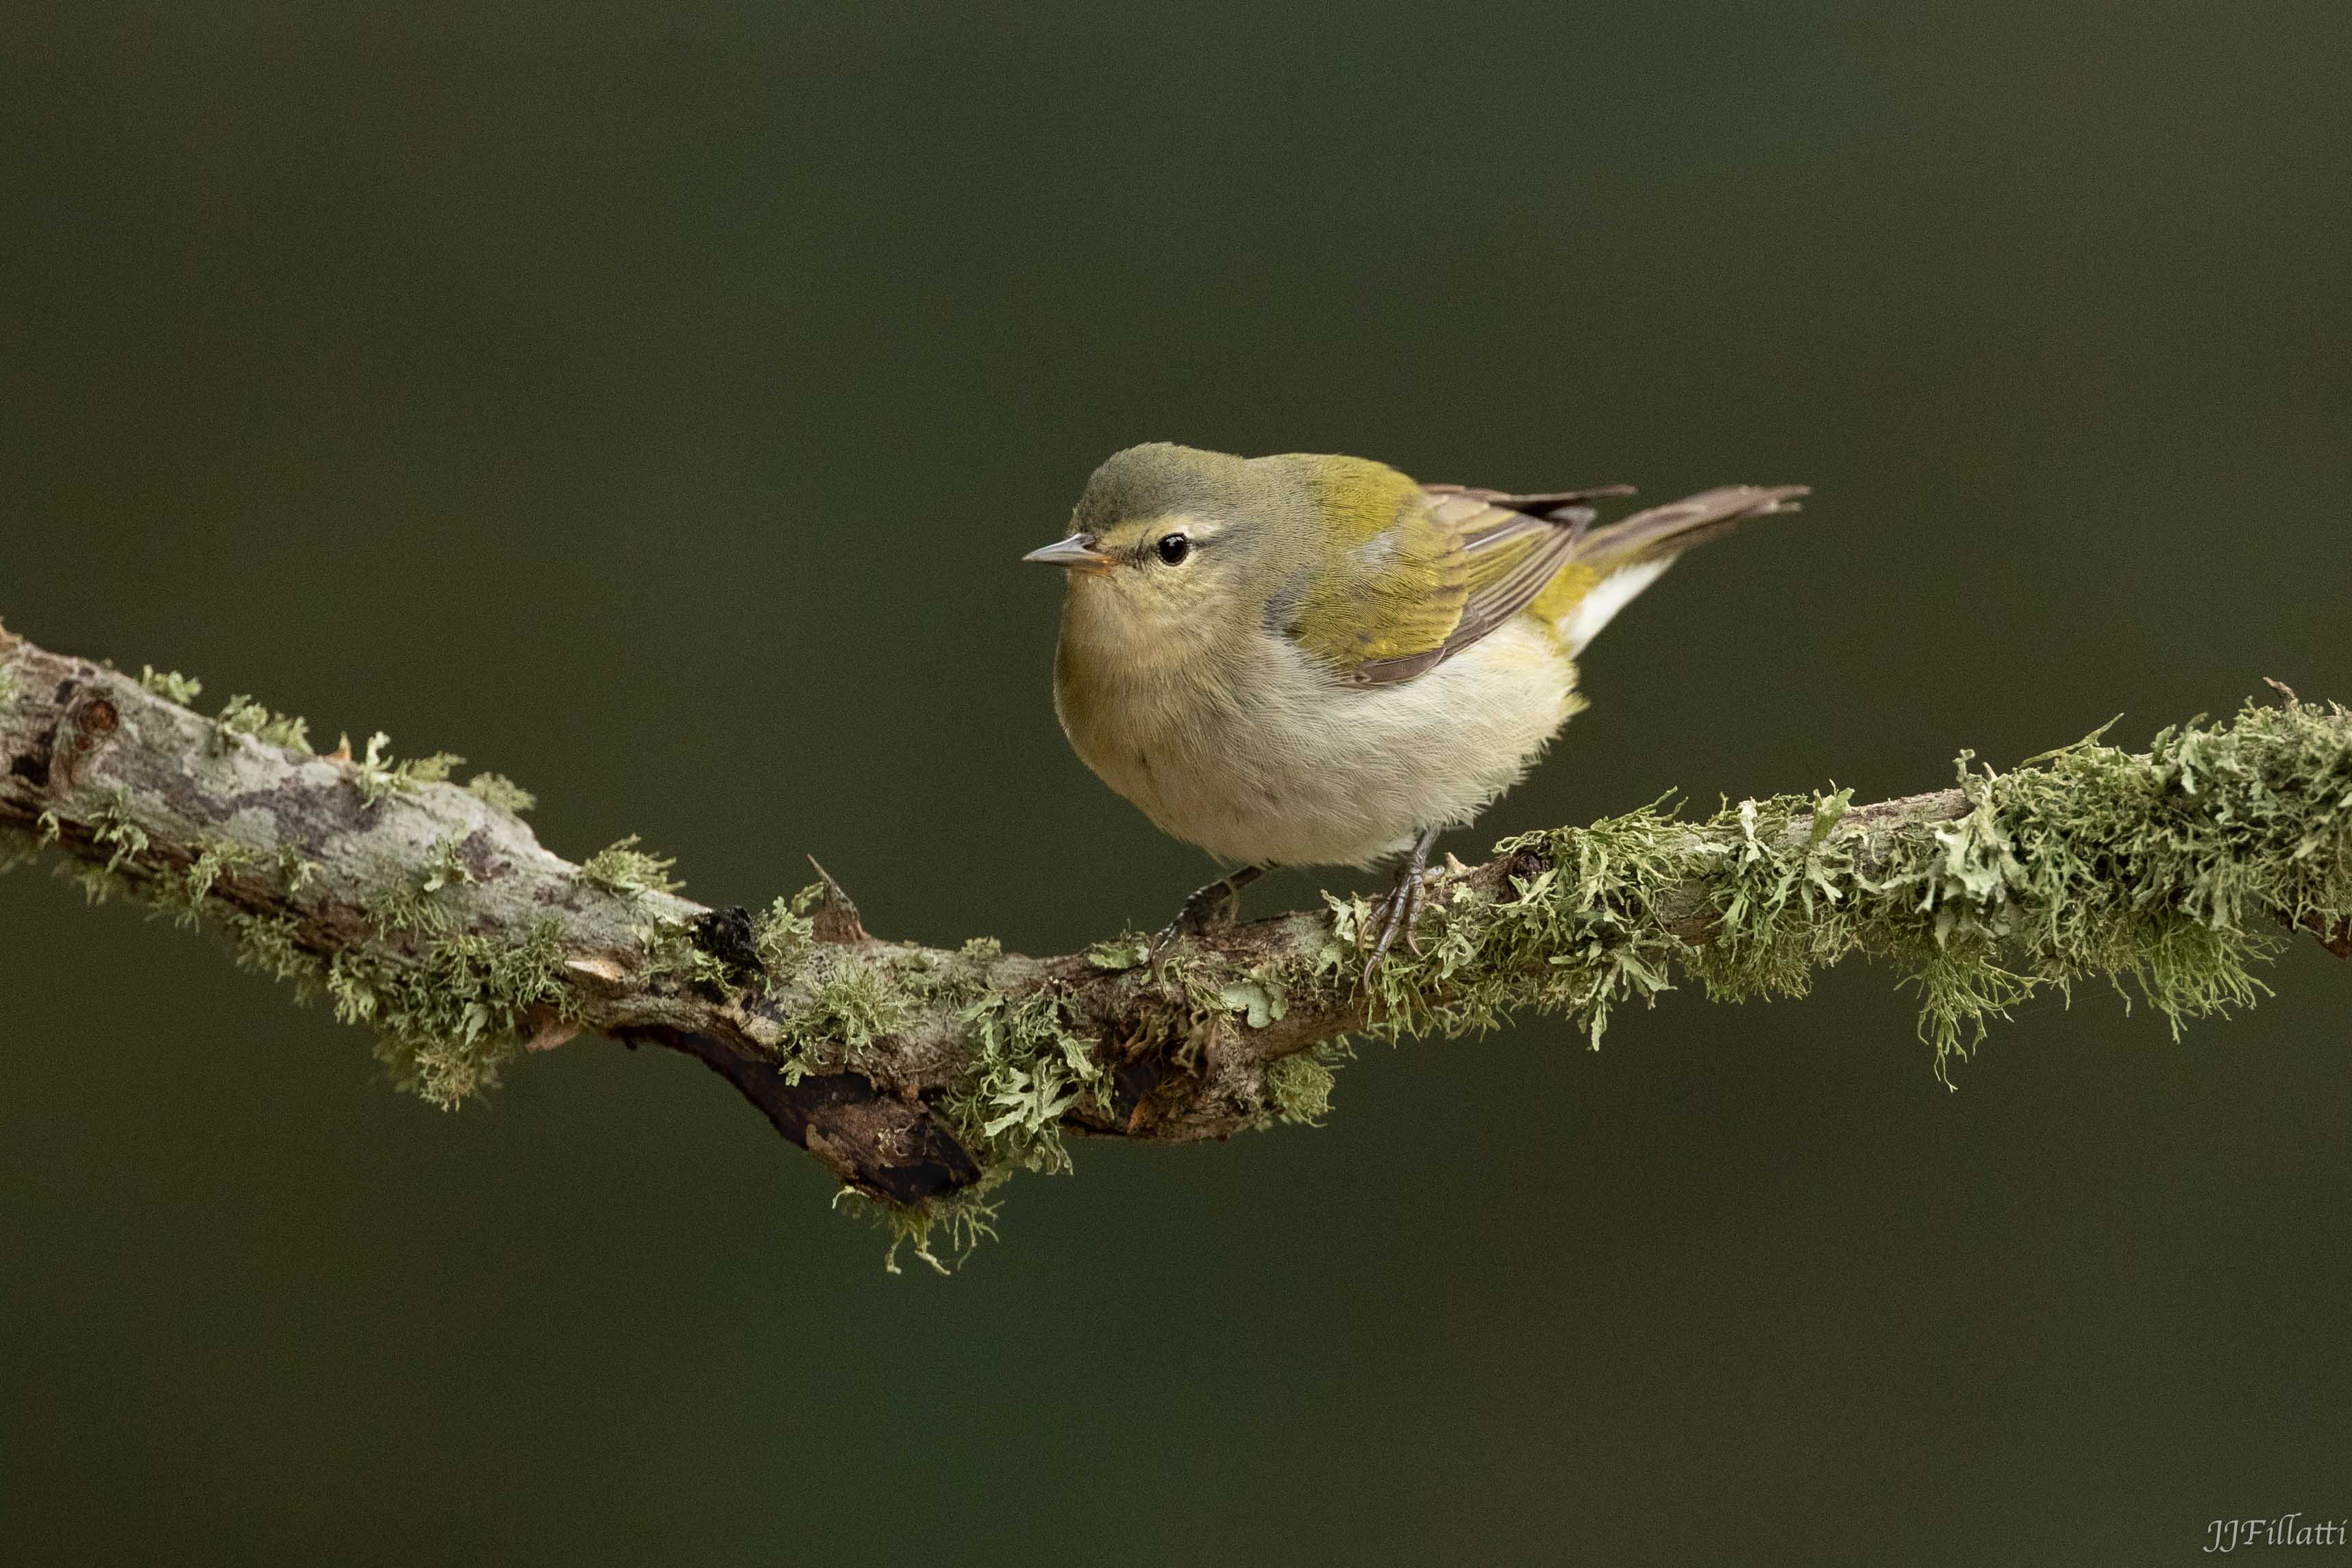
1574,484,1809,574
1549,484,1809,654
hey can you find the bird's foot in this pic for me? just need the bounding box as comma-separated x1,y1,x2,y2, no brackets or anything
1149,865,1265,975
1358,867,1431,980
1359,827,1443,983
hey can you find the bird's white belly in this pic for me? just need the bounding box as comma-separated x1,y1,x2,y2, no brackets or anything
1059,619,1582,869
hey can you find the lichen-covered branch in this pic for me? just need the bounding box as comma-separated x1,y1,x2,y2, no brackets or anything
3,619,2347,1266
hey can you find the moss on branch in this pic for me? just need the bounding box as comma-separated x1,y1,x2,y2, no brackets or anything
1,618,2346,1269
1324,696,2349,1088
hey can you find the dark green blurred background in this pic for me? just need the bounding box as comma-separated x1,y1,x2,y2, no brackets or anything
3,4,2347,1563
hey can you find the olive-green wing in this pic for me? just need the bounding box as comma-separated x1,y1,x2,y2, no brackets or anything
1309,482,1807,685
1334,486,1628,686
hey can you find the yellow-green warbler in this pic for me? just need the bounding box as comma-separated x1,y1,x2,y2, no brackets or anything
1024,443,1807,966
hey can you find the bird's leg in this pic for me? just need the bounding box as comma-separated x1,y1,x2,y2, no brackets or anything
1150,864,1267,969
1361,826,1443,979
1174,863,1266,932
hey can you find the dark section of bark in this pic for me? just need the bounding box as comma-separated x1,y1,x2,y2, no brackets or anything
689,905,765,982
2303,912,2352,960
638,1029,981,1202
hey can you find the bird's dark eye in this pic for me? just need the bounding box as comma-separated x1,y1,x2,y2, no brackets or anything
1155,533,1191,566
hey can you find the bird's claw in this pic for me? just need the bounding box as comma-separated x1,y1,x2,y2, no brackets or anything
1358,826,1444,985
1164,880,1243,941
1359,865,1431,984
1148,867,1263,977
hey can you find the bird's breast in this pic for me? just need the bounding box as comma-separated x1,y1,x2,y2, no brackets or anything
1053,606,1584,869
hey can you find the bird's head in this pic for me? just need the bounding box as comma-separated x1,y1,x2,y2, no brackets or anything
1023,443,1424,649
1022,443,1272,632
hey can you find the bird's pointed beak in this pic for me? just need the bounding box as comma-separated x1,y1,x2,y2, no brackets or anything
1022,534,1115,573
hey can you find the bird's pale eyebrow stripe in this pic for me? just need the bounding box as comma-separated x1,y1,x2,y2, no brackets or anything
1103,514,1224,561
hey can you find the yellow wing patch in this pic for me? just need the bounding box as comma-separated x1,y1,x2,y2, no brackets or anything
1306,457,1429,545
1286,462,1459,669
1528,560,1602,628
1287,480,1573,679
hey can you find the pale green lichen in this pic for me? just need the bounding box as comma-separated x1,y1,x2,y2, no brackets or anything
351,732,461,806
752,930,928,1085
365,832,475,935
0,825,38,876
580,834,682,896
417,834,474,896
945,988,1108,1175
12,769,562,1115
329,921,572,1110
5,801,330,1006
69,862,124,905
178,837,251,904
752,885,822,971
1143,943,1276,1074
867,938,1276,1256
1267,1047,1341,1125
158,834,264,928
1085,934,1151,971
837,1173,1010,1276
1218,975,1287,1028
1290,696,2351,1092
791,960,910,1054
223,910,325,997
89,791,149,873
140,666,203,706
216,693,312,751
465,772,536,814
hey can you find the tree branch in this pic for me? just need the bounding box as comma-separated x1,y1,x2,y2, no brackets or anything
3,619,2347,1255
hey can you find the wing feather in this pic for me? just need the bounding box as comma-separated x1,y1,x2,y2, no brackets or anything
1327,482,1807,686
1347,488,1613,685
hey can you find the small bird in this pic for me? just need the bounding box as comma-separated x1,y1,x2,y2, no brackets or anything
1024,443,1807,967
